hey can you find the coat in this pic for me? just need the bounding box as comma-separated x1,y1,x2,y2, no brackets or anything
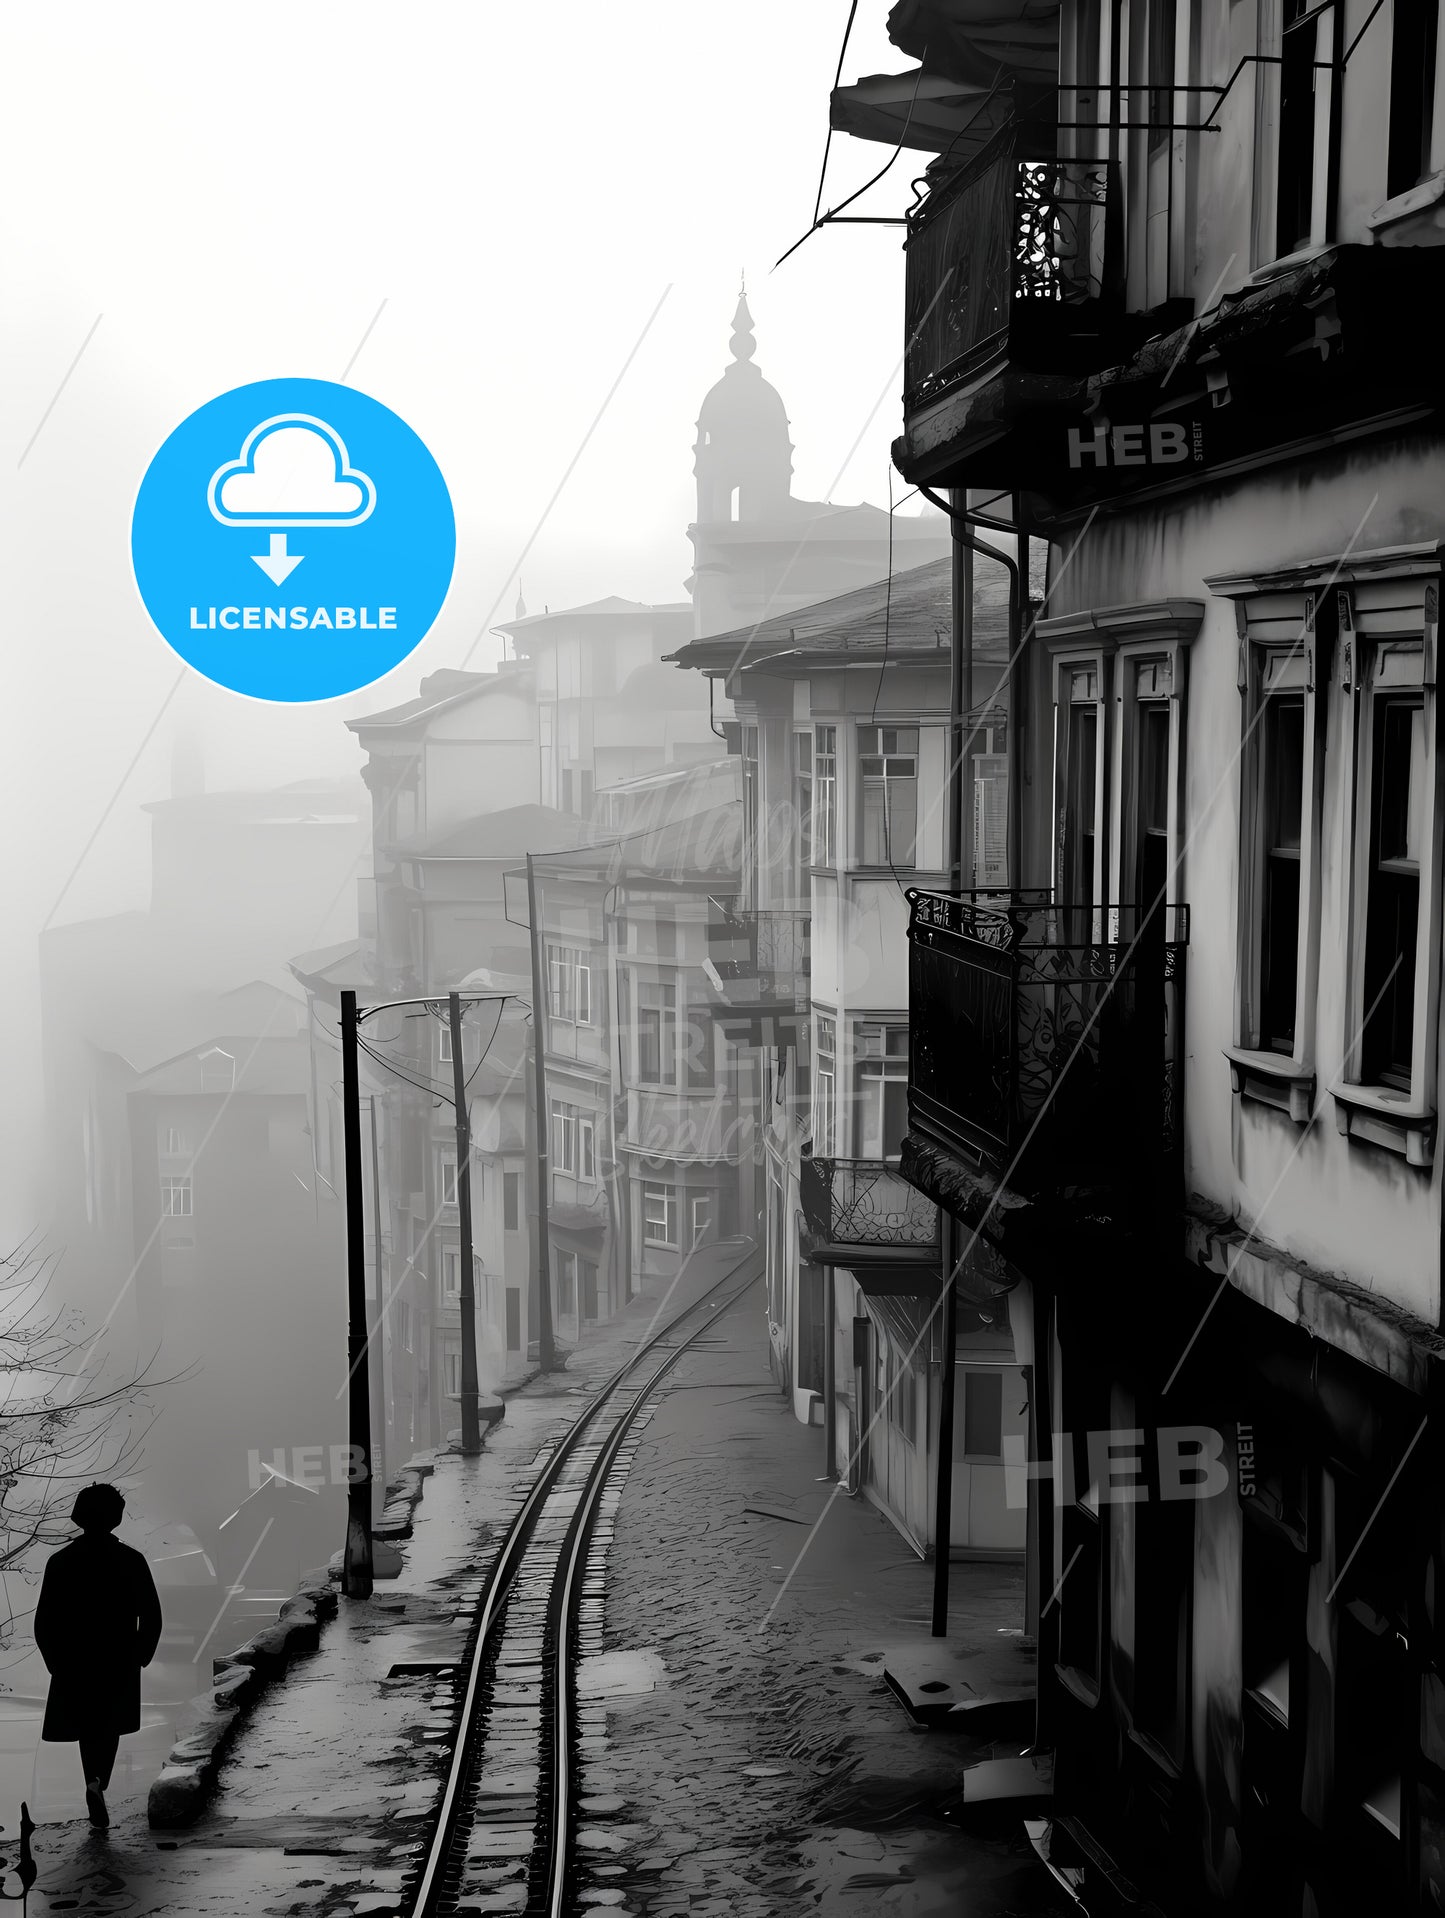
35,1534,162,1741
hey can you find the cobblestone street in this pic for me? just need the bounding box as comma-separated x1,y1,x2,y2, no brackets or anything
579,1279,1062,1918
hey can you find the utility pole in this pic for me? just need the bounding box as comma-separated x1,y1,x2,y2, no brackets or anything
526,853,557,1372
932,493,972,1638
368,1093,387,1517
448,992,483,1454
339,990,373,1600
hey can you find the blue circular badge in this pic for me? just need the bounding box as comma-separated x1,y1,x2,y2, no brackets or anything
132,378,455,702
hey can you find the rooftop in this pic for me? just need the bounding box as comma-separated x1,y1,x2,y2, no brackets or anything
669,553,1024,678
348,664,531,735
393,803,597,862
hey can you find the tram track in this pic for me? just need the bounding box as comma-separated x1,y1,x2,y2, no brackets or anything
404,1248,761,1918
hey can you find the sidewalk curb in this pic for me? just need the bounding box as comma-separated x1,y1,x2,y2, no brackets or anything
146,1577,338,1829
145,1440,464,1827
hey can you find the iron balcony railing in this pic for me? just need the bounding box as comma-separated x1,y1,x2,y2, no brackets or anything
906,890,1188,1200
904,142,1116,410
799,1153,942,1265
704,903,810,1015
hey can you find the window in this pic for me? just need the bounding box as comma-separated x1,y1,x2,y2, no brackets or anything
504,1170,520,1232
1227,602,1323,1110
437,1017,453,1066
1260,693,1306,1052
963,1370,1004,1457
1277,0,1325,256
890,1349,918,1442
1136,696,1171,905
199,1047,235,1093
741,723,759,904
547,944,592,1025
636,980,678,1085
792,730,813,882
556,1249,577,1317
975,751,1010,890
1361,692,1426,1087
161,1175,192,1218
440,1157,459,1207
815,726,837,866
551,1099,575,1174
1389,0,1439,196
858,725,919,868
442,1248,461,1298
550,1102,596,1180
1146,0,1176,156
854,1023,910,1161
813,1014,836,1153
1056,660,1102,908
505,1287,521,1352
163,1125,186,1157
643,1182,678,1247
581,1259,599,1321
445,1348,462,1397
691,1193,712,1248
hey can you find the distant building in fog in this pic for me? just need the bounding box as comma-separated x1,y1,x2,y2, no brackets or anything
686,292,950,639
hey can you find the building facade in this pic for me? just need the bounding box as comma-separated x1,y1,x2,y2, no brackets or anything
832,0,1445,1907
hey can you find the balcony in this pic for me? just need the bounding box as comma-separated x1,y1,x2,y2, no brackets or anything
799,1154,941,1283
703,903,810,1047
902,891,1187,1248
904,141,1117,414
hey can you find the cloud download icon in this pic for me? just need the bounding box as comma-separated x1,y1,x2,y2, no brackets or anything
132,377,455,703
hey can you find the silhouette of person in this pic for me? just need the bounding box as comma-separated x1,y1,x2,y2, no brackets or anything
34,1483,162,1828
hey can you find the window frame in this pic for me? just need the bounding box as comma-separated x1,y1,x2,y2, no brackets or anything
161,1174,193,1218
503,1169,520,1232
642,1181,678,1247
1228,594,1327,1122
814,725,838,868
1049,642,1112,921
547,943,593,1026
813,1011,837,1155
852,1020,910,1162
440,1155,459,1208
856,724,920,871
690,1192,712,1248
1334,609,1443,1163
792,727,814,884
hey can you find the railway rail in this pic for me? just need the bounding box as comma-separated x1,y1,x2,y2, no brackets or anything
404,1248,761,1918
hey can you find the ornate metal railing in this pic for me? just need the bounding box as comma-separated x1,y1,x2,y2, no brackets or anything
799,1154,941,1260
705,902,810,1013
906,890,1188,1199
904,145,1116,409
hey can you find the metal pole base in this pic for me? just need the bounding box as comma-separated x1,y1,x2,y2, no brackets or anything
342,1508,373,1600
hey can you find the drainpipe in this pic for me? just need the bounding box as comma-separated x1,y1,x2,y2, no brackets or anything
931,496,976,1634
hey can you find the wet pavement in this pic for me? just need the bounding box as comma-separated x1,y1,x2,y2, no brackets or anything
13,1242,1069,1916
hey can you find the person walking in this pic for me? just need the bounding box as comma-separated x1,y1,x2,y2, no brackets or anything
34,1483,162,1829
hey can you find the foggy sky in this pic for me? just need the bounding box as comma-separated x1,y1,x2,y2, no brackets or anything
0,2,919,1229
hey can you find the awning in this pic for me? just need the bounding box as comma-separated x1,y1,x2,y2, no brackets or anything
830,68,1015,158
